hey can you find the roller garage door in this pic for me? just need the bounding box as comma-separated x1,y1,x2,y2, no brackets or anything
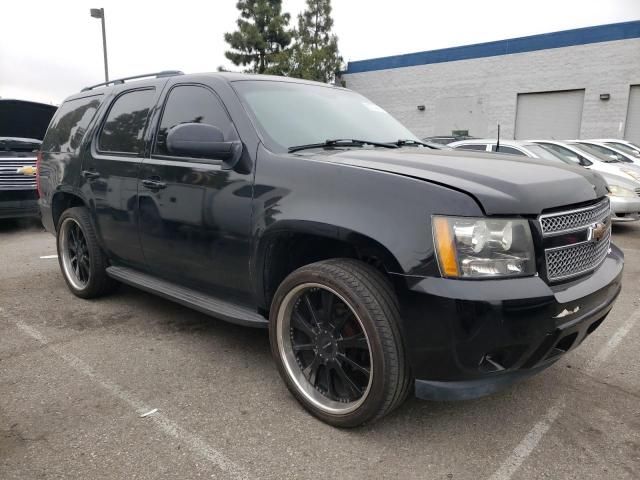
625,85,640,144
514,89,585,139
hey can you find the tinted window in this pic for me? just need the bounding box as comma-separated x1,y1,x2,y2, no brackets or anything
154,85,236,156
42,95,102,153
455,144,487,151
491,145,525,155
99,89,155,154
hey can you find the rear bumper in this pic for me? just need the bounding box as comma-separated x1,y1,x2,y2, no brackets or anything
397,244,624,401
0,190,39,219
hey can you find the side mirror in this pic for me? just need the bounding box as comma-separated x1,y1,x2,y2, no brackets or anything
578,156,593,167
166,123,242,166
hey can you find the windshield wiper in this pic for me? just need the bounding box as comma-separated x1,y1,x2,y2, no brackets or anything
288,138,400,153
394,139,435,148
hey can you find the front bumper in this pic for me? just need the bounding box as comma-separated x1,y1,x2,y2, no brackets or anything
0,190,39,219
397,244,624,401
610,195,640,222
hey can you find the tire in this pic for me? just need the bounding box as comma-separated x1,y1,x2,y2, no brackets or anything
56,206,117,299
269,259,411,427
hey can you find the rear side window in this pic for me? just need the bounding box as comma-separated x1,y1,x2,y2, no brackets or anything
98,89,155,154
154,85,236,156
455,144,487,151
41,95,102,153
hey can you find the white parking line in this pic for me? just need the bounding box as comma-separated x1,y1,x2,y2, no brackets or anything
487,398,565,480
585,309,639,374
13,320,253,480
487,307,639,480
39,254,58,259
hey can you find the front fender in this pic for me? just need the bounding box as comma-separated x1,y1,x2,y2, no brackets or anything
250,146,483,286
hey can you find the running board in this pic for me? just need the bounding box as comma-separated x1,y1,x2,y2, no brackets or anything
106,266,268,328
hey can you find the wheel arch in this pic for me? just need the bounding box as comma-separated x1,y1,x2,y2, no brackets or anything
51,190,88,231
253,220,404,312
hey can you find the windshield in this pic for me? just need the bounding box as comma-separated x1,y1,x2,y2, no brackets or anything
233,81,419,152
571,143,620,163
524,144,569,164
606,142,640,158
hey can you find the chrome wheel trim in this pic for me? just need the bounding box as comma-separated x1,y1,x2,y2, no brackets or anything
59,218,91,290
276,282,373,415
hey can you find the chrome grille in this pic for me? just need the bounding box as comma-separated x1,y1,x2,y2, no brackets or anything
635,187,640,198
0,158,37,190
545,228,611,280
539,198,611,282
539,198,610,235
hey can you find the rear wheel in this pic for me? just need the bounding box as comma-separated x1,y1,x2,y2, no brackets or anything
57,207,117,298
269,259,411,427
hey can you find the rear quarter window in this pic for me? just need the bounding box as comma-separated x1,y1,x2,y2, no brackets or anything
41,94,103,153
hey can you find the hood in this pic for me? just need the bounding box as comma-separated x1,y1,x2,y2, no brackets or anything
319,148,608,215
598,170,640,189
0,100,57,142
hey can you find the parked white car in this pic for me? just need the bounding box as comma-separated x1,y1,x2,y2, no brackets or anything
448,138,568,160
589,138,640,160
573,140,640,167
531,140,640,183
449,139,640,223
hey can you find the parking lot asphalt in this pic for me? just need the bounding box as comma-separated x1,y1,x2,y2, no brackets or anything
1,218,639,480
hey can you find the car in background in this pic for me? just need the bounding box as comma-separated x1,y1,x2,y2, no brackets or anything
423,135,475,145
532,140,640,183
449,139,640,223
448,138,566,161
573,140,640,167
0,99,57,220
599,172,640,222
589,138,640,159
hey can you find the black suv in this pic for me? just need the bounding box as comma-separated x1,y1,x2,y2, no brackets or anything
0,99,57,219
39,71,623,427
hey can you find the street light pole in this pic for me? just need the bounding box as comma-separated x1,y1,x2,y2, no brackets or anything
90,8,109,82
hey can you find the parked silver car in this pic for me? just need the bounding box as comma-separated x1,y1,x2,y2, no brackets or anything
449,139,640,223
573,140,640,167
590,138,640,159
531,140,640,183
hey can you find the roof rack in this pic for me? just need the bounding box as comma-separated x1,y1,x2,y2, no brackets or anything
81,70,184,92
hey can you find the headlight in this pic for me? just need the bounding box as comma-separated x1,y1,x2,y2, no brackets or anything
621,168,640,182
432,216,536,278
607,184,638,198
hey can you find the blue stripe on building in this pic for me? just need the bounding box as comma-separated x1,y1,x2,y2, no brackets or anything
344,21,640,74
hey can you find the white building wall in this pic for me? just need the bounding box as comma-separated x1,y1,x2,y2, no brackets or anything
341,38,640,140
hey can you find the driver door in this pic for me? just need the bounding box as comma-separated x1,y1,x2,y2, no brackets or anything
137,83,253,302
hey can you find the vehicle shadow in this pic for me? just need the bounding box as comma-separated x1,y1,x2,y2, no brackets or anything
0,217,45,234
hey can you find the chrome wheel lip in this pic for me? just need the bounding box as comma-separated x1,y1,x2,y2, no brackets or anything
276,282,373,415
59,218,90,291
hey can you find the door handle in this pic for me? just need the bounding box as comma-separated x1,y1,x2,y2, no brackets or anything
141,179,167,190
81,170,100,179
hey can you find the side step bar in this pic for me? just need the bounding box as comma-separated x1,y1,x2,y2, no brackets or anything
106,266,268,328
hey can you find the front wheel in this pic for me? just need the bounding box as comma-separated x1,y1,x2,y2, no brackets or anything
269,259,411,427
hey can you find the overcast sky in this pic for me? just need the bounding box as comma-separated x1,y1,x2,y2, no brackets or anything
1,0,638,105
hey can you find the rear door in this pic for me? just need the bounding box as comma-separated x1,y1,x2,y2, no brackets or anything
137,82,254,302
82,86,161,268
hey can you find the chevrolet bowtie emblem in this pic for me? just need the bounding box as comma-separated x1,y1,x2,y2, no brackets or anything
16,166,37,176
588,222,607,242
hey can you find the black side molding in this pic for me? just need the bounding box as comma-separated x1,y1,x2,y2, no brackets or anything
106,266,268,328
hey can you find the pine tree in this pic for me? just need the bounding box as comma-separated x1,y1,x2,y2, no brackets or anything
224,0,292,74
288,0,343,83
